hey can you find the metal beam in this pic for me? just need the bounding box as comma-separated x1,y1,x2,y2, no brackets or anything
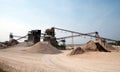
53,27,117,41
57,32,98,40
16,35,27,40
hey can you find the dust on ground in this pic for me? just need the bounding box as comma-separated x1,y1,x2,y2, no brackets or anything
0,42,120,72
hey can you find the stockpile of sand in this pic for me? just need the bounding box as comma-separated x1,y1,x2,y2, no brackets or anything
95,39,117,51
82,40,109,52
69,40,110,55
69,47,84,55
25,42,61,54
0,43,7,48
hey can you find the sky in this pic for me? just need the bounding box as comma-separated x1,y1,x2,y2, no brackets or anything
0,0,120,44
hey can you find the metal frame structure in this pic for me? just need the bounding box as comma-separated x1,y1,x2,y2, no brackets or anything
53,27,117,48
53,27,117,42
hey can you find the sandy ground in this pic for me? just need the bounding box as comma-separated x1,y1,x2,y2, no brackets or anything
0,47,120,72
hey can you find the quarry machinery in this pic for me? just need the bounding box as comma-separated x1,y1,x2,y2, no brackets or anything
10,30,41,44
43,27,58,48
7,27,118,49
53,27,118,48
53,27,117,42
43,27,101,49
56,31,100,40
9,33,27,41
27,30,41,44
42,27,118,49
42,27,66,49
7,30,41,46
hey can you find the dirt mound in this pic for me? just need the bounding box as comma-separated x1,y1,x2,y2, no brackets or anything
82,40,109,52
95,43,109,52
26,42,61,54
0,43,7,48
96,39,117,51
69,47,84,55
9,39,19,46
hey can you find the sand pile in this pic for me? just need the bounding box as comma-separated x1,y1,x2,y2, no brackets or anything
95,39,117,51
82,40,109,52
69,40,110,55
26,42,61,54
0,43,7,48
69,47,84,55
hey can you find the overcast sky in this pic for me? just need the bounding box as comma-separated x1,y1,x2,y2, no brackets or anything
0,0,120,44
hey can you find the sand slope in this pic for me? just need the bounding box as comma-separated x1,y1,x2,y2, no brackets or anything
0,43,120,72
82,40,109,52
25,42,61,54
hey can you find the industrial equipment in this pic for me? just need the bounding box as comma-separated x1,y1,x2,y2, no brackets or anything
28,30,41,44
